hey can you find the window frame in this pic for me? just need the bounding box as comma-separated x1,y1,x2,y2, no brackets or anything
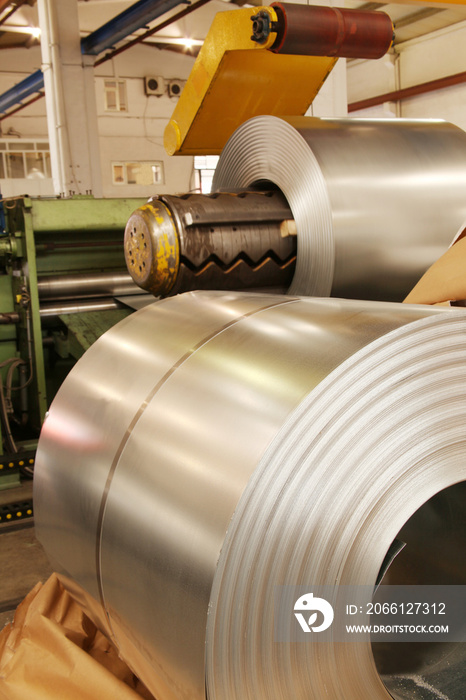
112,160,165,186
104,79,127,113
0,140,51,181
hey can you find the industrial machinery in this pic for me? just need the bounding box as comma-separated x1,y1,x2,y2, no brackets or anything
125,116,466,302
0,195,147,498
5,2,466,698
164,2,395,155
3,3,462,491
124,5,466,305
0,3,466,700
3,113,466,496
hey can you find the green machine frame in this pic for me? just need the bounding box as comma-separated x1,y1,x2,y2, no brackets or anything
0,195,146,495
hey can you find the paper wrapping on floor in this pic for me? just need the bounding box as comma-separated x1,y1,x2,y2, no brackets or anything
0,574,155,700
404,224,466,305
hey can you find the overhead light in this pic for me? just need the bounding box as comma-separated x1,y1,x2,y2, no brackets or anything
145,36,203,49
3,25,41,38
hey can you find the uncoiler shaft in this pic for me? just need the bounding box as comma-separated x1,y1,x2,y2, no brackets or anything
124,190,297,297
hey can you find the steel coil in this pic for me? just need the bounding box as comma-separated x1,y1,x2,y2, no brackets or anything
34,291,466,700
213,116,466,301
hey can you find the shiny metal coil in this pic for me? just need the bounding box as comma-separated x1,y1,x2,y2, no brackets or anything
34,291,466,700
213,116,466,301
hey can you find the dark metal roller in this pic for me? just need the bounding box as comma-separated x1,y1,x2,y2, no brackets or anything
250,3,394,59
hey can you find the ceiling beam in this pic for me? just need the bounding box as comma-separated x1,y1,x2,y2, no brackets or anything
0,68,43,113
0,0,199,114
394,7,444,30
81,0,185,55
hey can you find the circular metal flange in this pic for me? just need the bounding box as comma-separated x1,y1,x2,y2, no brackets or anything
124,199,179,296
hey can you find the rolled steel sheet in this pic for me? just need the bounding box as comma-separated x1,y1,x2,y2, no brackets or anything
34,291,466,700
213,116,466,301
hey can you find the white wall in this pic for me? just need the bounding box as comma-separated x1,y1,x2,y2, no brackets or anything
347,21,466,132
0,44,196,198
95,44,196,197
308,58,348,117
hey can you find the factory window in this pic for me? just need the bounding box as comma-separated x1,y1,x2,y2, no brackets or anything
0,140,51,179
6,153,25,178
112,161,164,186
104,79,127,112
194,155,219,194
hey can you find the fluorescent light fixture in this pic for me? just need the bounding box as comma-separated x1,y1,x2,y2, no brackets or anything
4,25,41,38
147,36,203,48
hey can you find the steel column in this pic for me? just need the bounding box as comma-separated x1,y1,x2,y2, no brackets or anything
37,0,102,196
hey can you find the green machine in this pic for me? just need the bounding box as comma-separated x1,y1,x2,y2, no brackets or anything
0,195,147,505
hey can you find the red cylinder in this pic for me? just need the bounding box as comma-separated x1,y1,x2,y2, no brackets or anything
270,3,394,59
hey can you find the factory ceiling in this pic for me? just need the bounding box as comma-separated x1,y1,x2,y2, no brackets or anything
0,0,465,57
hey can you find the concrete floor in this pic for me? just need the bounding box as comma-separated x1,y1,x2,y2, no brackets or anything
0,481,54,631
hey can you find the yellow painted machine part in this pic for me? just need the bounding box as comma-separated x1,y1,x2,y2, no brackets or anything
164,7,337,156
124,201,180,296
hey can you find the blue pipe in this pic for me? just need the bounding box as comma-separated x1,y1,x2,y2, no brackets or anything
81,0,184,55
0,70,44,115
0,0,185,114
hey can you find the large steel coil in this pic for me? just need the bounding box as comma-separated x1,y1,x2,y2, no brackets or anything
213,116,466,301
34,291,466,700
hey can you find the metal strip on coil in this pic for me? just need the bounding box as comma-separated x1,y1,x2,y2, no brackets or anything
34,291,466,700
212,116,466,301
